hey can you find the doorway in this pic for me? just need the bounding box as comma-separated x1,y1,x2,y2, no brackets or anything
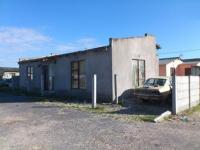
42,65,49,91
132,59,145,88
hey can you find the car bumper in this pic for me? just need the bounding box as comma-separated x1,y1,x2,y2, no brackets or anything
135,93,162,100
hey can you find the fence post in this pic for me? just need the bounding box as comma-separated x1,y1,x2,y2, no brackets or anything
188,76,191,109
114,74,118,104
92,74,97,108
172,75,176,114
199,76,200,104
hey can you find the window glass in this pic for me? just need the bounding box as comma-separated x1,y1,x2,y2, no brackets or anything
139,60,145,86
132,60,138,87
71,60,86,89
27,66,34,80
72,62,78,70
72,80,78,88
144,78,166,86
132,59,145,87
72,70,78,79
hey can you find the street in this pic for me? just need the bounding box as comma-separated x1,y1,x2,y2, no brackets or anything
0,93,200,150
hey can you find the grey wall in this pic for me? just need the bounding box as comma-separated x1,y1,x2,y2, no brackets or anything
19,48,112,101
19,61,42,92
111,35,159,100
54,48,112,100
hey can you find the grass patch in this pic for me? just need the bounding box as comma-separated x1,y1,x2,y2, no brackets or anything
40,99,157,122
183,104,200,115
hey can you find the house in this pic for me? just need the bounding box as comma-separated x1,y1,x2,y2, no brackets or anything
18,35,159,102
159,57,200,76
159,57,183,76
180,58,200,76
0,67,19,80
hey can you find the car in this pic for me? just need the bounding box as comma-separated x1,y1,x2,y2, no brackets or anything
134,77,172,103
0,79,12,88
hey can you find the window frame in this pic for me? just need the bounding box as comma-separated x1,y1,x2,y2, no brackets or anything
71,60,86,89
132,59,146,87
27,66,34,80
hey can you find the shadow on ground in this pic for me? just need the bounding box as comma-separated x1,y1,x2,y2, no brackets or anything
0,92,41,103
110,99,172,116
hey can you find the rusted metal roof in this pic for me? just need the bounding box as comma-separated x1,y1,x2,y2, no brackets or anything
19,45,109,64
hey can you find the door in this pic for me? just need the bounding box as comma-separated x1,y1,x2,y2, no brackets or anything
42,65,49,91
132,59,145,88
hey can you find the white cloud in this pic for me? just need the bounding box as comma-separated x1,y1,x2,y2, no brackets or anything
0,27,52,52
0,26,101,67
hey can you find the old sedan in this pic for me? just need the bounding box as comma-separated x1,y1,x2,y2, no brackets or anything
134,77,172,103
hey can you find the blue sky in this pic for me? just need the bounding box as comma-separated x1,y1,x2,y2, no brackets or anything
0,0,200,67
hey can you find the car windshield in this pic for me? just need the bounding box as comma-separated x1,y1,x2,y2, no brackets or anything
144,78,166,86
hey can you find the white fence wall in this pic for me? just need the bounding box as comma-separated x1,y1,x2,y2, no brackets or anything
172,76,200,114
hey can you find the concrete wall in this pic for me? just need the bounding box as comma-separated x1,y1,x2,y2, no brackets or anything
54,48,112,100
19,61,42,92
172,76,200,114
111,35,159,100
19,48,112,101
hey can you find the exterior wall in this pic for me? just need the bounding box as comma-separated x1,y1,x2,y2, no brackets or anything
54,49,112,100
19,61,42,92
176,64,193,76
19,48,112,101
159,64,166,76
165,59,182,76
111,35,159,100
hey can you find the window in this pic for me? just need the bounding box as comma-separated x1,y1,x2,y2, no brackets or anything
27,66,34,80
71,60,86,89
132,59,145,87
185,68,191,76
144,78,166,86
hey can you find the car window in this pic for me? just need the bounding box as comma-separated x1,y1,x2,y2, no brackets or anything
144,78,166,86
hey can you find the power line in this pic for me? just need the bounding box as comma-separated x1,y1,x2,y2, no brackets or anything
158,48,200,54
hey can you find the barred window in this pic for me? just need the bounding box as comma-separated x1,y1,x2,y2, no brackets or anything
71,60,86,89
27,66,34,80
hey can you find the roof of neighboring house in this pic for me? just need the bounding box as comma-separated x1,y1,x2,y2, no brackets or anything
182,58,200,62
0,67,19,75
159,57,181,65
19,45,109,64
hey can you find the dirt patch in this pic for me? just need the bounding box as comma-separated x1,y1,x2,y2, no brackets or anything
0,116,26,125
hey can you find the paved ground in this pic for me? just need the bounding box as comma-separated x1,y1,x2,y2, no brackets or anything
0,93,200,150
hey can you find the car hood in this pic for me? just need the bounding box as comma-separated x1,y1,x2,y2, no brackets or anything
136,85,161,90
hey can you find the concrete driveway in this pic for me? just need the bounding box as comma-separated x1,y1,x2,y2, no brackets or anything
0,93,200,150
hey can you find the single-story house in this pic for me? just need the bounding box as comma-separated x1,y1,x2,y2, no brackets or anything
159,57,183,76
181,58,200,76
19,34,159,102
0,67,19,80
159,57,200,76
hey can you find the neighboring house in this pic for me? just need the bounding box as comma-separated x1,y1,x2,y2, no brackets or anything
159,57,200,76
0,67,19,80
180,58,200,76
18,35,159,101
159,57,183,76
